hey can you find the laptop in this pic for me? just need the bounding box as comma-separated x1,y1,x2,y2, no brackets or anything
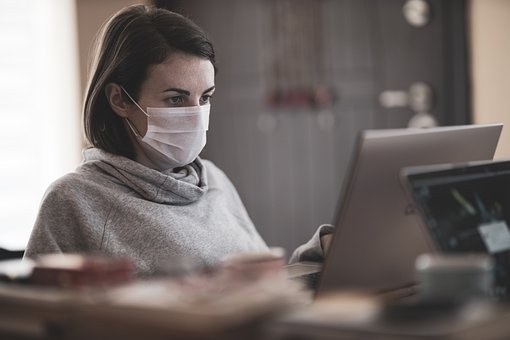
314,123,503,297
401,158,510,300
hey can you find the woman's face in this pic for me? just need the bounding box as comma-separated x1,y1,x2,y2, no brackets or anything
126,51,215,136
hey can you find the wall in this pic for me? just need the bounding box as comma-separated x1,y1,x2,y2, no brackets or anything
166,0,472,253
470,0,510,159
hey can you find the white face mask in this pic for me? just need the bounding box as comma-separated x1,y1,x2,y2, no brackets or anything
121,87,210,170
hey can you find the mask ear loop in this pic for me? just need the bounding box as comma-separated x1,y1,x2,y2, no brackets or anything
120,86,149,138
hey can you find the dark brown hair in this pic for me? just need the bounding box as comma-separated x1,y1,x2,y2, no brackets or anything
83,5,216,157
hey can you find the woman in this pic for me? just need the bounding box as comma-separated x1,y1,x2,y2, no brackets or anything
25,5,332,276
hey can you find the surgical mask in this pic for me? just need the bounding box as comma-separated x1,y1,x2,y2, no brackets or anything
121,87,210,170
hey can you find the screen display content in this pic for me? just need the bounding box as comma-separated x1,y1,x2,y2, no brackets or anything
408,162,510,299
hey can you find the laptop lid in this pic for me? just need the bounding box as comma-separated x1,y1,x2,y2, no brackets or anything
401,158,510,299
316,123,502,297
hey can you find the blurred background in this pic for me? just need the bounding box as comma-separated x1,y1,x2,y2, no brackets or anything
0,0,508,258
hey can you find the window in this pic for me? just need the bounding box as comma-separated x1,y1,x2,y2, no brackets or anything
0,0,81,250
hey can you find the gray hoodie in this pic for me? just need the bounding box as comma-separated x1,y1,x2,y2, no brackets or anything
25,148,328,276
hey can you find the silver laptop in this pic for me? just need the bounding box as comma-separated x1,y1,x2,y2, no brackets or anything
316,123,503,297
401,158,510,300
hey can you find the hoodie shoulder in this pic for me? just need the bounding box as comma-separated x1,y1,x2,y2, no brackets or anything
43,168,118,209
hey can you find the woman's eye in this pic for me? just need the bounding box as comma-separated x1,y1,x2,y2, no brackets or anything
168,96,183,105
200,95,211,105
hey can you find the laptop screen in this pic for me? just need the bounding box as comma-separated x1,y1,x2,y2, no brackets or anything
405,160,510,298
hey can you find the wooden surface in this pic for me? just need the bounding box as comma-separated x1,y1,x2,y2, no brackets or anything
2,282,510,340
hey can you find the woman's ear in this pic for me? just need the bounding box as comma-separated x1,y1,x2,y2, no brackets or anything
105,83,130,118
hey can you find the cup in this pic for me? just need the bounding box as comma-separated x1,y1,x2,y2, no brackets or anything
221,247,286,280
415,253,494,304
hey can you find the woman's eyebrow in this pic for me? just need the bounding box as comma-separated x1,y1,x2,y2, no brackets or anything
163,88,190,96
162,86,215,95
202,86,215,94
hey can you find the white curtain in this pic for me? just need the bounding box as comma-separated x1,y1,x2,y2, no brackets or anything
0,0,81,249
